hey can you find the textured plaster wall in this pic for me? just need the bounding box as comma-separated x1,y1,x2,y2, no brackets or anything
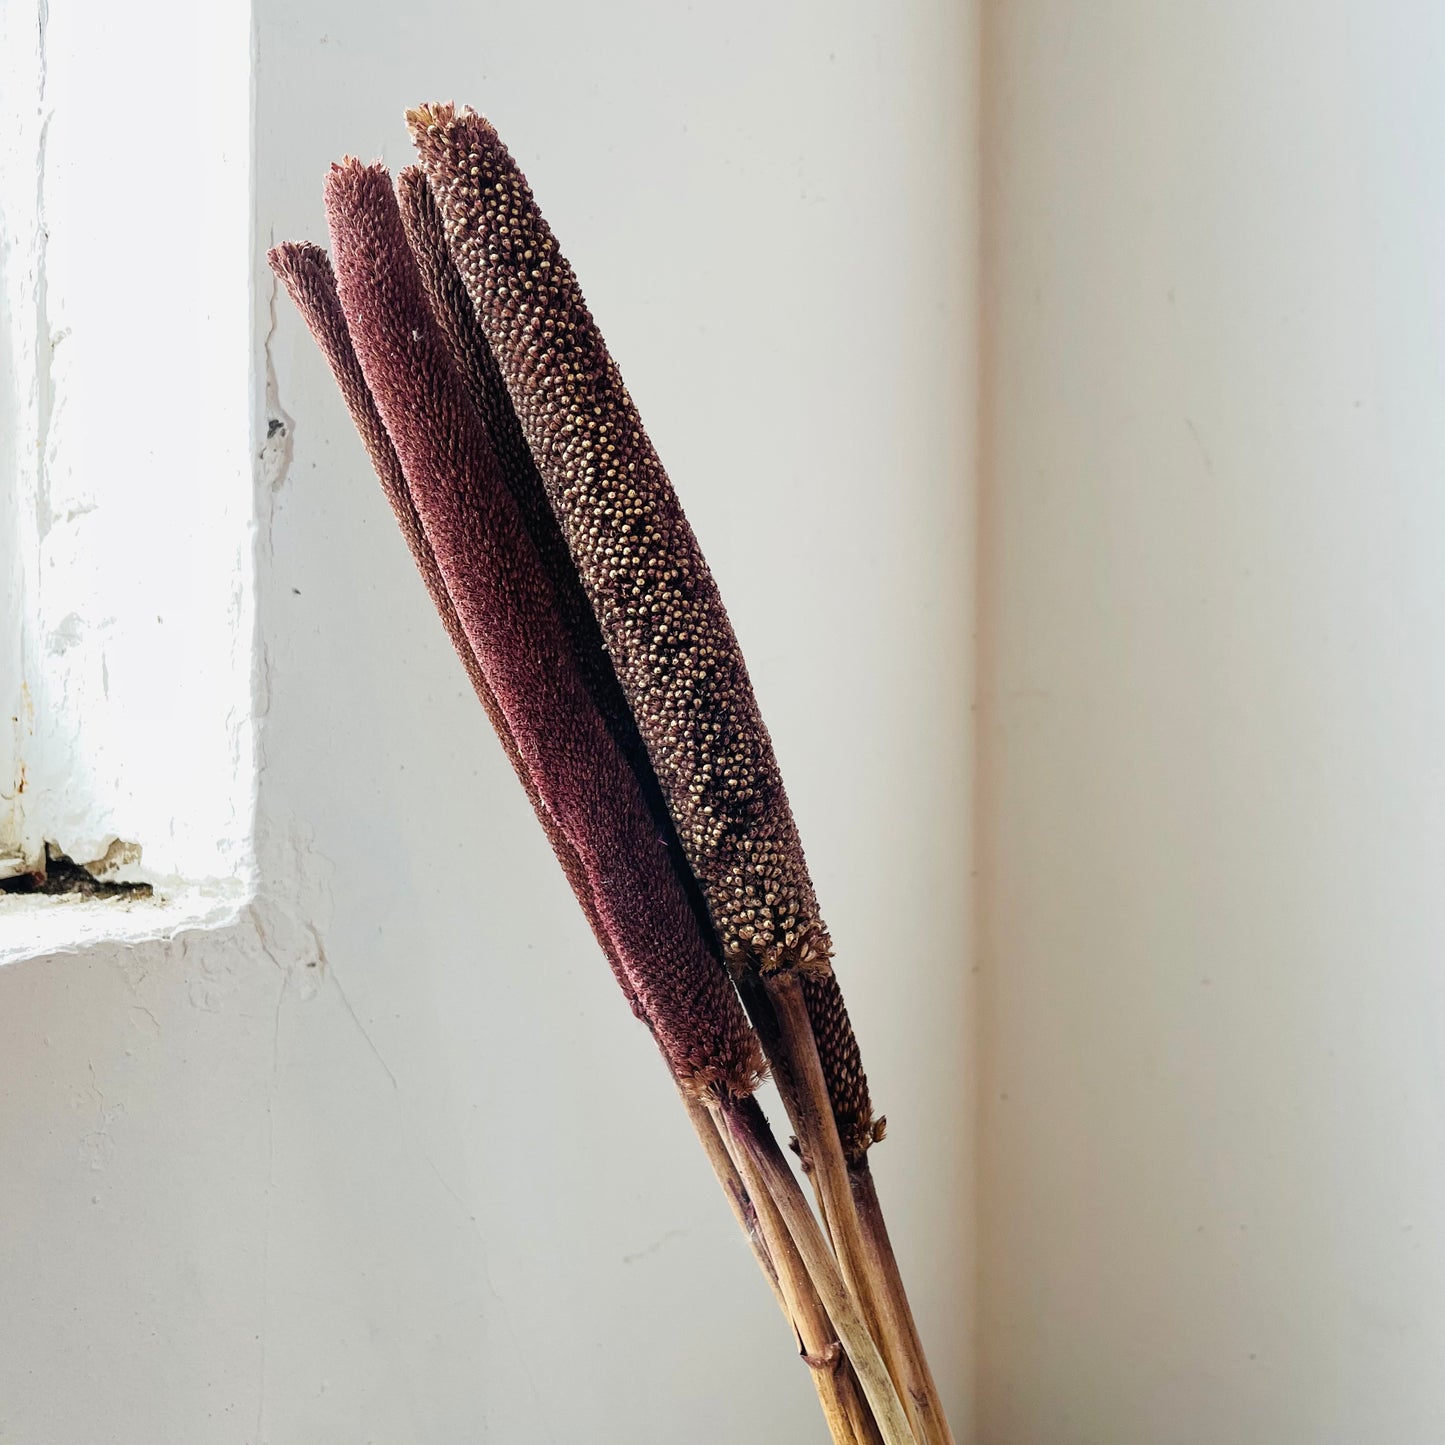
0,2,975,1442
978,4,1445,1442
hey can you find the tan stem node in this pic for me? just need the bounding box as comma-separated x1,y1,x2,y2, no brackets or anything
719,1097,918,1445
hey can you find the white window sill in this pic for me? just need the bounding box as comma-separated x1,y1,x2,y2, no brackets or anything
0,879,251,968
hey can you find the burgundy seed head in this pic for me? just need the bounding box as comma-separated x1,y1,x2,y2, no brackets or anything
266,238,643,1018
322,157,763,1098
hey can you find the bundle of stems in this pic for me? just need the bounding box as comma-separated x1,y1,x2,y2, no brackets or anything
270,105,953,1445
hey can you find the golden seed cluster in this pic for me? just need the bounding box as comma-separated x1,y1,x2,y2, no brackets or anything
801,971,882,1164
410,105,832,977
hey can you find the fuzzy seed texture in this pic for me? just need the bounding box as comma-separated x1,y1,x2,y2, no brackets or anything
408,105,829,974
320,159,763,1099
393,166,716,949
266,239,639,1015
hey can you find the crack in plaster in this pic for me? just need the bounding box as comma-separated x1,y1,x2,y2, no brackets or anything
329,969,399,1093
251,261,292,756
259,268,294,494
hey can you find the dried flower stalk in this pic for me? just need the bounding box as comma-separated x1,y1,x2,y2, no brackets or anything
686,1092,881,1445
403,103,880,1143
717,1097,915,1445
407,104,949,1444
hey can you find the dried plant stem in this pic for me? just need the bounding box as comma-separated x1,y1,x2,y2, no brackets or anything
764,973,949,1445
763,980,892,1355
841,1362,888,1445
718,1097,917,1445
702,1096,882,1445
850,1162,955,1445
751,1173,889,1445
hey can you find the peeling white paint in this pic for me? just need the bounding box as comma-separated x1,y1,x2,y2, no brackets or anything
0,0,46,879
0,0,255,909
0,884,248,969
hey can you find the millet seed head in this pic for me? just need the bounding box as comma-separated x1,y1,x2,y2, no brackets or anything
266,237,645,1024
407,103,832,978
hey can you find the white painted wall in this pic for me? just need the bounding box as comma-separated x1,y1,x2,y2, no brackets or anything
0,0,254,891
0,0,43,875
979,4,1445,1442
0,3,974,1442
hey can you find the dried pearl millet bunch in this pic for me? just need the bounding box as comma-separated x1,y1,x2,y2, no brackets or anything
273,113,955,1445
